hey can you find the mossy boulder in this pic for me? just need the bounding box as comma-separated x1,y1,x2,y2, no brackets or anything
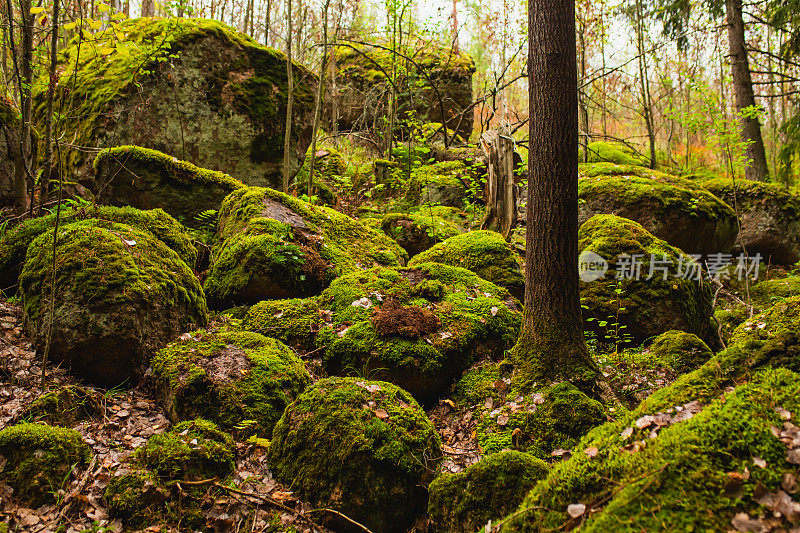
646,330,713,373
20,385,101,426
330,41,475,140
204,186,406,308
380,211,461,257
582,141,649,166
243,297,321,350
268,377,442,532
0,423,91,506
751,275,800,309
0,205,198,294
408,230,524,299
151,327,311,437
405,160,474,207
294,147,346,206
578,163,738,255
93,146,244,228
579,214,714,346
702,177,800,264
427,451,549,533
34,18,317,189
20,219,208,386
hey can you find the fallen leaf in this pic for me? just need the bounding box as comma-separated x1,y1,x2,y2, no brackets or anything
584,446,599,458
497,414,509,426
620,427,634,440
567,503,586,518
731,512,765,533
443,399,456,410
374,408,389,420
752,456,766,468
490,306,498,316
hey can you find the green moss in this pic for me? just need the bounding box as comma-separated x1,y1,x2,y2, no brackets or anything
104,469,166,529
0,89,18,127
0,423,91,506
702,177,800,218
582,141,649,166
644,330,713,373
21,385,101,426
451,363,502,407
411,205,472,230
294,147,347,206
0,205,198,293
151,327,311,437
751,275,800,309
268,377,442,533
428,451,549,533
242,297,321,350
380,211,461,257
405,161,473,207
408,230,524,299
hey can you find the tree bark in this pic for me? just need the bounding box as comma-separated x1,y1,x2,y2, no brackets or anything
726,0,769,181
509,0,599,387
16,0,34,213
141,0,154,17
480,128,516,239
307,0,330,199
40,0,61,213
282,0,293,193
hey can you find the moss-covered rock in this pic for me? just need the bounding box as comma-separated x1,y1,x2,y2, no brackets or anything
268,377,441,532
380,211,461,257
204,186,406,308
0,423,91,506
750,274,800,309
93,146,244,228
20,385,101,426
242,297,321,350
497,296,800,532
578,214,714,346
151,327,310,437
294,147,346,206
0,205,198,293
577,163,738,255
582,141,649,166
702,177,800,264
405,161,474,207
645,330,713,373
104,468,167,529
20,219,208,386
34,18,317,189
408,230,524,299
331,41,475,140
428,451,549,533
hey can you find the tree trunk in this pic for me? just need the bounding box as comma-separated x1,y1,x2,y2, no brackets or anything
15,0,34,213
634,0,656,169
282,0,293,193
40,0,61,213
307,0,330,199
141,0,154,17
726,0,769,181
509,0,599,387
263,0,271,45
480,128,516,239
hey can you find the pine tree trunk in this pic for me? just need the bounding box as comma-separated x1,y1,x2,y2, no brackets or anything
510,0,599,387
40,0,61,213
16,0,34,213
141,0,154,17
726,0,769,181
282,0,293,193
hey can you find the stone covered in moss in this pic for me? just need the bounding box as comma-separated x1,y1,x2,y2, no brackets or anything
751,275,800,309
578,163,737,255
582,141,649,166
408,230,524,299
243,297,321,350
405,161,474,207
34,18,317,189
93,146,244,228
331,41,475,140
104,469,167,529
579,214,713,345
646,330,713,373
204,186,406,308
151,327,310,437
380,211,461,257
268,377,441,532
702,177,800,264
20,219,208,386
20,385,101,426
427,451,549,533
0,423,91,506
0,205,198,293
294,147,346,206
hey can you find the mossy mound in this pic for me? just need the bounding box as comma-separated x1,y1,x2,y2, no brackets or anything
702,177,800,264
315,262,521,402
151,327,311,437
645,330,713,373
20,219,208,386
242,297,321,350
578,214,714,346
497,297,800,532
427,451,549,533
405,161,474,208
582,141,649,166
268,377,442,533
34,18,317,188
751,274,800,309
294,147,346,206
0,205,198,294
93,146,244,228
380,211,461,257
0,423,91,506
578,164,738,255
412,204,473,230
408,230,524,300
20,385,101,426
204,186,406,308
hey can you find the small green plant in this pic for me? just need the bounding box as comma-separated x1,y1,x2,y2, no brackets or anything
583,281,632,353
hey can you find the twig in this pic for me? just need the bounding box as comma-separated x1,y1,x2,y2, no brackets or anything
308,508,374,533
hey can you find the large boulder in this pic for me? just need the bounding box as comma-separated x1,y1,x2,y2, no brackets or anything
329,41,475,141
582,141,649,166
702,177,800,264
578,215,714,346
93,146,243,227
380,211,461,257
20,219,208,386
268,377,442,532
151,327,311,437
204,186,406,308
34,18,316,189
578,163,738,255
405,160,474,207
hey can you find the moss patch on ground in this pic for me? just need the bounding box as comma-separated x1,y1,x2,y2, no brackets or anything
20,385,102,426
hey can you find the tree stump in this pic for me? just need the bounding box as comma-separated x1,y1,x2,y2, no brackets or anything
480,128,517,239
